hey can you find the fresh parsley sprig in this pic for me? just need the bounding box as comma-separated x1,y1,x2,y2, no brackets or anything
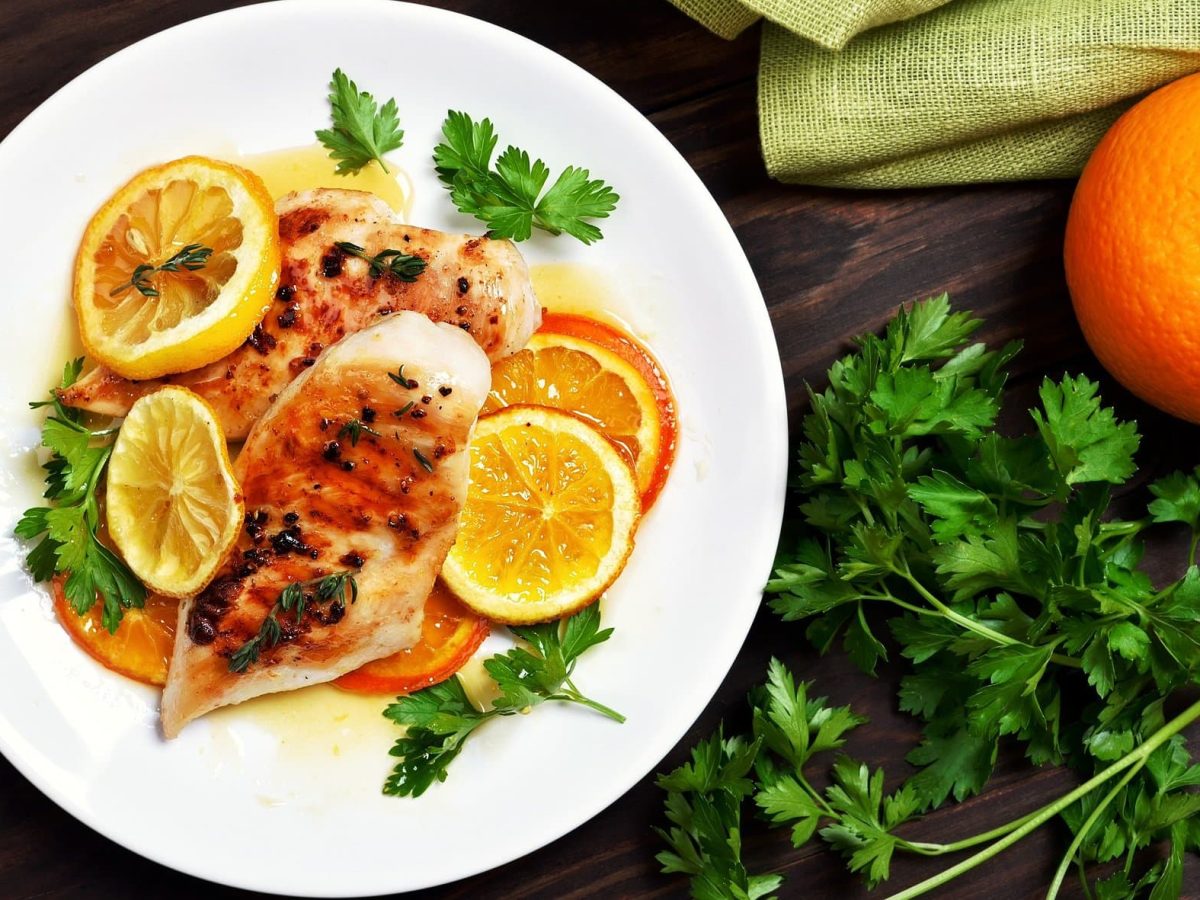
383,603,622,798
316,68,404,175
659,659,1200,899
109,243,212,298
16,359,143,632
334,241,426,282
656,727,780,900
434,110,619,244
229,571,359,673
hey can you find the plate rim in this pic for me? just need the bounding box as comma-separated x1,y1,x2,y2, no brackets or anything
0,0,790,894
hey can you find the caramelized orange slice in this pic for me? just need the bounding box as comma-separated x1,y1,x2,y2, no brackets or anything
441,405,640,624
484,332,661,498
53,577,177,686
335,580,490,695
537,313,677,509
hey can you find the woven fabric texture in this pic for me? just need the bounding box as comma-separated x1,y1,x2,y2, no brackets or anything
671,0,1200,187
671,0,952,47
666,0,759,39
746,0,952,50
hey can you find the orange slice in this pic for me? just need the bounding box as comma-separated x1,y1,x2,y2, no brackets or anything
537,313,677,509
106,387,243,598
334,580,490,695
441,405,640,624
53,576,177,686
74,156,280,380
484,332,661,500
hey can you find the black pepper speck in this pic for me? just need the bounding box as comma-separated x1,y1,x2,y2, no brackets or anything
320,249,344,278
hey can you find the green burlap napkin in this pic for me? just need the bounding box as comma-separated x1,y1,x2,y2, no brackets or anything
669,0,1200,188
668,0,951,48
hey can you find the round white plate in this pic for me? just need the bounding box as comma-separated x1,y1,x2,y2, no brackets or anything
0,1,787,894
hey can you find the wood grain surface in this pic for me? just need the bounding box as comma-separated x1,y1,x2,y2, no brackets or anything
2,2,1196,898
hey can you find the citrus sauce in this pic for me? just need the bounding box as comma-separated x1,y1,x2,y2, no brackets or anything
205,683,398,781
530,262,639,334
239,143,413,217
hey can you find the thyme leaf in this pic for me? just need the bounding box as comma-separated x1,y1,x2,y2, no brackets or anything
109,243,212,298
335,241,426,282
229,570,359,673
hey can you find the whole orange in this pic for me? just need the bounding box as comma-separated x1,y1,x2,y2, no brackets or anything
1065,72,1200,423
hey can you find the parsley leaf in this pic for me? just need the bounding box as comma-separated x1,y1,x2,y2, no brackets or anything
658,659,920,897
1030,374,1140,487
383,604,622,797
16,360,143,632
434,111,618,244
1148,467,1200,529
656,729,781,900
315,68,404,175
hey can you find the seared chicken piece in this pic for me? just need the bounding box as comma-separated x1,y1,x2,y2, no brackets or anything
160,311,490,737
60,188,540,438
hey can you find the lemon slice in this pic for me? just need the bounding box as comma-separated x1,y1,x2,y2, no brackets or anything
74,156,280,380
483,332,663,496
441,405,640,624
106,387,243,598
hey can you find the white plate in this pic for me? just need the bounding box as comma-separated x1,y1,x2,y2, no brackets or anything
0,1,786,894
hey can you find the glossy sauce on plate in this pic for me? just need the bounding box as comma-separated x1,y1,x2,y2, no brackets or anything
241,143,412,216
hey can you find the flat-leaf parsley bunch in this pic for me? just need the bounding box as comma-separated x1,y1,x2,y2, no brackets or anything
659,296,1200,898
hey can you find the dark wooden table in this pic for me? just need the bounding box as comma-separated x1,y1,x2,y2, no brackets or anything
3,2,1196,898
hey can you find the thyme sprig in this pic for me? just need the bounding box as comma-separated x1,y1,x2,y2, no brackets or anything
335,241,426,282
388,365,418,389
229,571,359,673
110,243,213,298
337,418,381,447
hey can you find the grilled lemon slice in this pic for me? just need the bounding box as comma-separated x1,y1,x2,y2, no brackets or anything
74,156,279,380
106,387,243,598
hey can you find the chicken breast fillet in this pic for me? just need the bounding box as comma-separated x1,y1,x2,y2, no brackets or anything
160,311,490,738
60,188,540,439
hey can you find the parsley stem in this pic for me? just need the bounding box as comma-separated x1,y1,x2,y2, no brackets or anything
1077,855,1095,900
863,593,930,617
1044,757,1146,900
553,688,626,723
898,808,1042,856
799,773,838,818
1189,532,1200,569
894,565,1082,669
896,565,1018,648
883,696,1200,900
1048,652,1082,670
